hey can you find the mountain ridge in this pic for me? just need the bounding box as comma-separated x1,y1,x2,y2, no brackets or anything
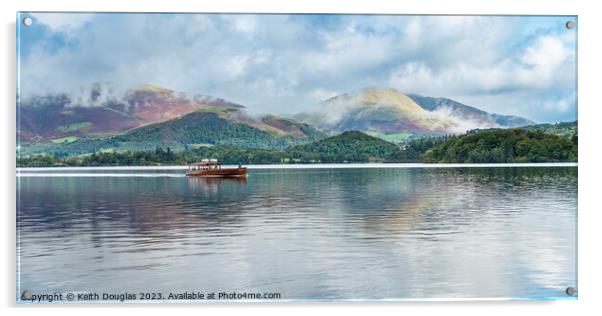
294,88,535,140
21,110,326,156
18,85,539,156
407,94,535,128
295,88,459,137
18,84,246,142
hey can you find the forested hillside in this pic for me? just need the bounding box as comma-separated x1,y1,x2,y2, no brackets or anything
17,122,578,167
17,131,403,166
421,128,577,163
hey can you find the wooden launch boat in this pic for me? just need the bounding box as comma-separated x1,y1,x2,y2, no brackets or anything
186,159,247,177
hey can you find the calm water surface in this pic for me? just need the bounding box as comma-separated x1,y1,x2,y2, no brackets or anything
17,166,577,300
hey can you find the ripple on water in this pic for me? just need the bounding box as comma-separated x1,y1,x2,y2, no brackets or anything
17,167,577,299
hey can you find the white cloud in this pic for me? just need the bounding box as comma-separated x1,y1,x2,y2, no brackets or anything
231,15,257,33
387,32,575,121
302,30,395,77
431,106,498,133
19,14,577,122
223,55,250,79
542,98,572,113
516,36,571,88
522,37,569,67
309,88,339,102
389,35,573,96
32,13,93,34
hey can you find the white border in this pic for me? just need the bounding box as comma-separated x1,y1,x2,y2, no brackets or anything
3,1,601,315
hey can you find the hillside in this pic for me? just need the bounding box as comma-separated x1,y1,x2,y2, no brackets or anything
260,115,325,138
18,85,569,162
392,121,578,163
33,110,326,156
19,85,539,150
421,128,577,163
296,88,458,138
519,121,577,138
295,88,535,141
17,125,578,167
18,94,145,141
17,131,404,166
18,84,244,143
408,94,534,128
466,120,578,141
289,131,403,163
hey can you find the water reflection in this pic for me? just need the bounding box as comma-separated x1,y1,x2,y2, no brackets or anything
17,167,577,299
186,176,247,196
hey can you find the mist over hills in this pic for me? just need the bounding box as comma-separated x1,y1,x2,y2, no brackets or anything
17,84,537,155
294,88,535,142
407,94,535,129
18,84,245,142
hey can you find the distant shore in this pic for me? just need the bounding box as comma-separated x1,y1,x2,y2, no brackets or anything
17,162,578,172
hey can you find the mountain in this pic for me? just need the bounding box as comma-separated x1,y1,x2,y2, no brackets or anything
18,84,244,143
290,131,402,163
116,84,245,123
488,114,535,128
28,108,326,156
260,115,325,138
296,88,457,138
407,94,534,128
18,94,144,142
295,88,535,141
18,85,540,157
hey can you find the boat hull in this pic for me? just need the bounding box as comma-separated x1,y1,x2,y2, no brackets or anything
186,167,247,177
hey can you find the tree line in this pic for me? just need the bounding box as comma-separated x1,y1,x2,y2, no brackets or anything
17,128,578,167
421,129,577,163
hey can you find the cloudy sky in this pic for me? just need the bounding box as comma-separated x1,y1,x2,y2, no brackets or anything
18,13,576,123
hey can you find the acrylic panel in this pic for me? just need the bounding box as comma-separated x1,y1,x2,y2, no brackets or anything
16,12,578,303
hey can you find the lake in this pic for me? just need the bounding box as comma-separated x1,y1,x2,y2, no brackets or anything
16,165,577,301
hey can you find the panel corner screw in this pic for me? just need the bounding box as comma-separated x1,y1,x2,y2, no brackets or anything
565,21,575,30
21,290,32,300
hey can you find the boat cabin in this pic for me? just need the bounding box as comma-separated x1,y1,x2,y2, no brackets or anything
188,159,221,171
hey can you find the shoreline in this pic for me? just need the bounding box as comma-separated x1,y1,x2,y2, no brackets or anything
17,162,578,172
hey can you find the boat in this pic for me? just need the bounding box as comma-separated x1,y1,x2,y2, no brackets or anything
186,159,247,177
